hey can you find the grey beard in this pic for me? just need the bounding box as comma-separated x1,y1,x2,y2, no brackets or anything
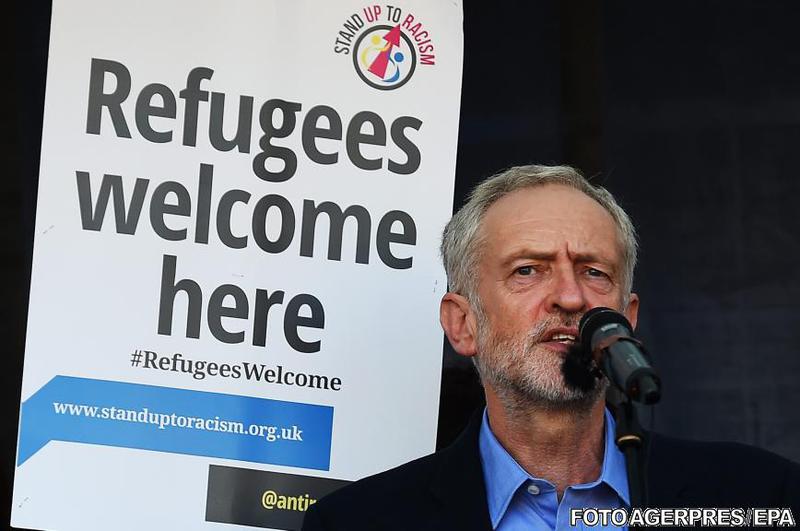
473,313,607,414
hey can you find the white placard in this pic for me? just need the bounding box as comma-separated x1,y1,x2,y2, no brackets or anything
13,1,463,529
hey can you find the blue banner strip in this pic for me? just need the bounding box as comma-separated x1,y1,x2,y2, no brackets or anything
17,376,334,470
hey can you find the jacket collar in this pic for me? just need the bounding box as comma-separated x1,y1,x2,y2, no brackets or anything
428,410,493,531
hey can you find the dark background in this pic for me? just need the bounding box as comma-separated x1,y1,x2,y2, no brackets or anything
5,1,800,528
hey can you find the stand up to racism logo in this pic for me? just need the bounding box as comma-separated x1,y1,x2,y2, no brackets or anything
333,5,436,90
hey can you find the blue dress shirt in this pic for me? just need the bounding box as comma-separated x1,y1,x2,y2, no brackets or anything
478,408,629,530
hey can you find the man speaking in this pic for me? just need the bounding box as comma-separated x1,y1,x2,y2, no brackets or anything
302,165,800,530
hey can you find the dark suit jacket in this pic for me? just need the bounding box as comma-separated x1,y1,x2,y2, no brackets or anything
302,413,800,530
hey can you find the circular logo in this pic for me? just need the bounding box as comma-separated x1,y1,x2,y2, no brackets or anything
353,25,417,90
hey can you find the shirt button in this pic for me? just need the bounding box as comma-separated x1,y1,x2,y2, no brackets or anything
527,484,540,495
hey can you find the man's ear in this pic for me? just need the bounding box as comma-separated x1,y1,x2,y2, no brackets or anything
440,292,478,357
625,292,640,330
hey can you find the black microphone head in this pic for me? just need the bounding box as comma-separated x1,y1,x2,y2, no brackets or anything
578,307,633,345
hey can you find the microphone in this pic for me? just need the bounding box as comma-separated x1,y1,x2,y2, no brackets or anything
578,307,661,405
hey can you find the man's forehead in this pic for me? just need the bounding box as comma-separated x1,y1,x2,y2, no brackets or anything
479,184,622,259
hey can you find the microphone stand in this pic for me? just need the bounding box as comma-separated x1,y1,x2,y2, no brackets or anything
613,397,648,508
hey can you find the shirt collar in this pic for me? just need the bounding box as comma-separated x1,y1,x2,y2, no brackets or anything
478,407,630,528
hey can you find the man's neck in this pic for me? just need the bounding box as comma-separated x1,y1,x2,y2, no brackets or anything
484,387,607,499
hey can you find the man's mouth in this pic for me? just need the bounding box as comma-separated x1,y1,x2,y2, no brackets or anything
549,333,578,344
543,328,579,345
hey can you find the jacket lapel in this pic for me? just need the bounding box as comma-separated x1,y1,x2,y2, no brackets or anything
427,411,493,531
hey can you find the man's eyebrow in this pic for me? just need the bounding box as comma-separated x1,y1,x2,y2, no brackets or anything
500,250,617,269
500,250,557,267
571,251,614,265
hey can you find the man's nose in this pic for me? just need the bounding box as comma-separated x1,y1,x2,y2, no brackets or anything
545,267,587,314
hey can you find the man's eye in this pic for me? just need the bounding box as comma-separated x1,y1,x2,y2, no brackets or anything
516,266,534,276
586,268,608,278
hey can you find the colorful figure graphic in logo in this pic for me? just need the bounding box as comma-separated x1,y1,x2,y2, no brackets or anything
362,25,405,84
353,25,417,90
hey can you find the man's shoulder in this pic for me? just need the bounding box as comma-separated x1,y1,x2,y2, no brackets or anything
322,450,443,505
302,413,490,531
648,430,799,475
647,431,800,509
301,450,448,531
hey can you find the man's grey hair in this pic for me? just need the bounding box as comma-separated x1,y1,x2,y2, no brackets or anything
440,164,638,306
